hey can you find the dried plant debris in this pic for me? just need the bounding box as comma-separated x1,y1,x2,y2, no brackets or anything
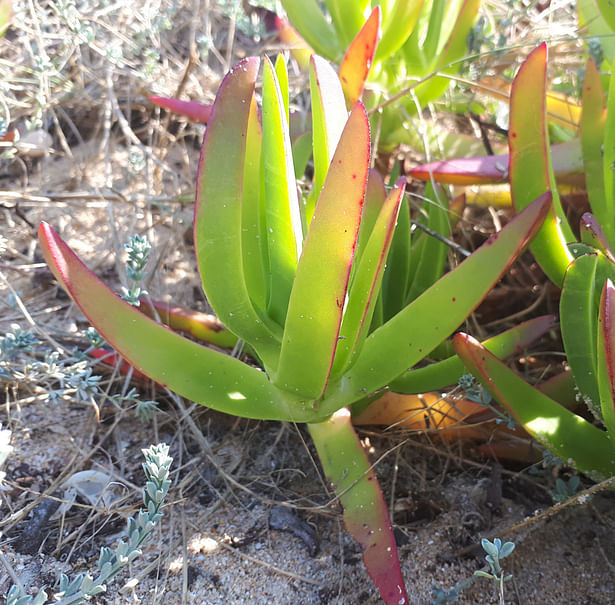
268,505,319,557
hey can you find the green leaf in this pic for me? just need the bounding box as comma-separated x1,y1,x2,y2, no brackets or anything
275,103,371,399
581,59,609,246
194,57,281,370
309,55,348,226
601,55,615,249
292,131,313,180
561,253,615,415
405,182,450,304
376,0,425,62
322,193,551,412
390,315,556,393
407,0,481,105
332,178,405,377
242,95,267,310
324,0,370,49
453,333,615,480
380,193,411,323
580,213,615,259
280,0,340,59
355,169,386,265
421,0,447,61
432,0,480,70
0,0,10,39
261,56,303,327
596,0,615,32
308,409,408,604
138,298,239,350
274,54,290,122
509,43,574,286
598,279,615,435
37,223,307,422
578,0,615,70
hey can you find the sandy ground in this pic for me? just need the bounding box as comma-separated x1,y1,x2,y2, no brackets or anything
0,392,614,605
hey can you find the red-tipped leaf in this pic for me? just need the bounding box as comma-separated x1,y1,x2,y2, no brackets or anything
150,96,212,123
38,223,302,422
275,103,370,399
308,409,408,605
410,140,583,186
509,44,574,286
194,57,281,370
598,279,615,436
339,7,381,107
453,332,615,480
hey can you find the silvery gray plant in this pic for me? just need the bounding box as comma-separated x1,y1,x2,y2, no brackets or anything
6,443,172,605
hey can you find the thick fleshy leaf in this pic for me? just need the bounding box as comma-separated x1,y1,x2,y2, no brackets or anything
261,56,303,327
274,54,290,121
150,96,212,123
478,75,582,129
410,154,509,185
89,348,147,381
420,0,480,102
380,193,411,323
580,213,615,259
194,57,281,370
37,223,308,422
353,391,502,442
321,194,551,413
561,253,615,418
308,409,408,605
280,0,340,59
353,390,477,428
339,7,380,107
538,369,578,408
509,44,574,286
581,59,609,244
598,280,615,435
420,0,448,61
405,182,450,304
376,0,425,61
597,0,615,32
601,55,615,250
0,0,10,39
242,95,267,310
309,55,348,218
448,192,465,226
410,139,584,186
355,169,386,265
438,0,481,61
579,0,615,65
457,184,512,209
275,104,370,399
390,315,556,393
270,14,312,70
292,130,313,180
453,333,615,480
332,178,405,377
324,0,370,49
138,299,238,349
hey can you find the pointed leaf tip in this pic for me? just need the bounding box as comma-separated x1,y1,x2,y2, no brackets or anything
276,101,370,399
38,221,302,422
339,7,381,106
149,96,213,123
